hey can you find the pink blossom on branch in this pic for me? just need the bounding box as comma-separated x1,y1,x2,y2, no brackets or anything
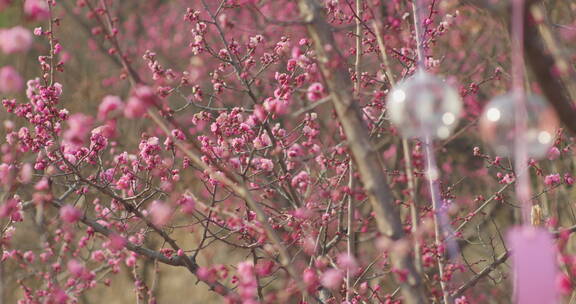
306,82,325,102
544,173,561,186
67,259,86,278
97,95,124,121
147,200,172,227
124,85,158,118
59,204,82,223
63,113,94,148
547,146,561,160
1,0,574,303
0,26,33,54
0,66,24,93
23,0,50,21
236,261,258,301
107,234,126,253
320,268,343,289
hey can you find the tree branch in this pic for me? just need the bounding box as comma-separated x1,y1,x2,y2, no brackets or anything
451,251,509,298
39,193,236,297
297,1,427,303
452,224,576,298
459,0,576,134
524,1,576,134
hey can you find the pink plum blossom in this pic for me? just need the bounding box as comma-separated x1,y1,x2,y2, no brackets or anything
148,200,172,227
306,82,325,102
59,205,82,223
544,173,561,186
303,268,319,291
97,95,124,120
63,113,94,148
67,259,86,278
320,268,343,289
108,234,126,252
0,66,24,93
237,261,257,300
123,86,157,118
24,0,50,20
0,26,33,54
547,146,561,160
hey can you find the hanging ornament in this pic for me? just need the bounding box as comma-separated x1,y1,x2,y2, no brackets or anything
479,93,559,159
508,226,558,304
386,70,462,139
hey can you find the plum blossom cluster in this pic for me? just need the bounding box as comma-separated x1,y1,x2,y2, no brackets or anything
0,0,575,304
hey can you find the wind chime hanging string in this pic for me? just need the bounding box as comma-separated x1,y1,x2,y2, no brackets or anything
477,0,559,302
413,1,458,303
387,0,462,303
414,2,447,304
507,0,558,303
511,0,531,225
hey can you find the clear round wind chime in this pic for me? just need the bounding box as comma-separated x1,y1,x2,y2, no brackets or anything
481,0,560,302
386,0,462,302
385,0,561,302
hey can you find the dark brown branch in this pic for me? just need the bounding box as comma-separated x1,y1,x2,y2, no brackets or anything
524,1,576,134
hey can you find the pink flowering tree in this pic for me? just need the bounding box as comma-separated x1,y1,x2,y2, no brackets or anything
0,0,576,303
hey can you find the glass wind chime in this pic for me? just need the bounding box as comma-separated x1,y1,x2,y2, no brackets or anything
386,0,462,303
385,0,561,303
481,0,559,303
